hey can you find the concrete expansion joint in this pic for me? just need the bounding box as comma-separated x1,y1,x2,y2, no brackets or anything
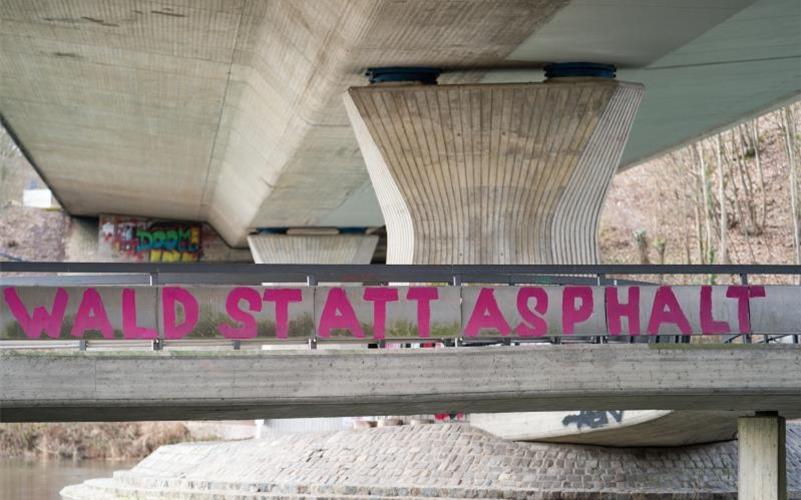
544,62,617,79
365,66,441,85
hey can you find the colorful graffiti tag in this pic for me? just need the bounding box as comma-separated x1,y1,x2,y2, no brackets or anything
99,216,202,262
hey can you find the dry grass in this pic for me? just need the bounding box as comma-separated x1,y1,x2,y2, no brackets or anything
0,422,195,460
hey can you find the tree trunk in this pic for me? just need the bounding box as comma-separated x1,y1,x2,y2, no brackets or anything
783,106,801,266
751,119,767,232
696,143,713,264
715,134,729,264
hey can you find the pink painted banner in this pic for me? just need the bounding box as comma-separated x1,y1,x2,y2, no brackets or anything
0,285,792,341
313,287,460,339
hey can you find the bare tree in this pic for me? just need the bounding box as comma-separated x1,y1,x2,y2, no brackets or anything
633,229,650,264
783,105,801,265
750,119,768,231
693,143,715,264
715,134,729,264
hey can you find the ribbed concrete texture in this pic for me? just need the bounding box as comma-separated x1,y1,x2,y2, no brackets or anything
247,234,378,264
344,79,643,265
61,423,801,499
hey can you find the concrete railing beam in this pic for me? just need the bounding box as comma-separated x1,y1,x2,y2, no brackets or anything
2,345,800,422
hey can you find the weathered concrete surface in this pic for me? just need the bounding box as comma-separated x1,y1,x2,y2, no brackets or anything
471,409,757,447
739,415,788,500
2,344,801,422
60,423,801,499
344,79,643,265
0,0,566,245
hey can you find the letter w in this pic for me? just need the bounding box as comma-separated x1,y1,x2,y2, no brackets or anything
3,288,69,339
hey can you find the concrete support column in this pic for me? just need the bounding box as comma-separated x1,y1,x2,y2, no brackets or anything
738,413,787,500
345,77,657,444
344,78,643,264
247,231,378,264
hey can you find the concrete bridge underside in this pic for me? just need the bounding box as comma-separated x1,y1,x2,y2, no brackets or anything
1,0,799,246
2,344,800,423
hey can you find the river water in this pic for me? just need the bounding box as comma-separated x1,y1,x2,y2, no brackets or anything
0,457,137,499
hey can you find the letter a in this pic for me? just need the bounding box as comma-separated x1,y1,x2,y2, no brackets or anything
318,288,364,338
71,288,114,339
464,288,511,337
647,286,692,335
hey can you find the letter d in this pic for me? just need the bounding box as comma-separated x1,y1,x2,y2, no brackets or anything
162,287,199,339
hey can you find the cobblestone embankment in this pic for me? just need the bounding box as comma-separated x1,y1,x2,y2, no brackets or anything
62,423,801,499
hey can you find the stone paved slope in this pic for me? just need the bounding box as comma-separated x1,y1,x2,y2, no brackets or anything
62,423,801,499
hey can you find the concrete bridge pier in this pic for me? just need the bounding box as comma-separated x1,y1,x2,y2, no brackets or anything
341,75,792,498
343,74,655,441
343,76,643,265
738,413,787,500
247,229,378,436
247,230,378,265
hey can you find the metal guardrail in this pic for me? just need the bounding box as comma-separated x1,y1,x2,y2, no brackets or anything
3,262,801,286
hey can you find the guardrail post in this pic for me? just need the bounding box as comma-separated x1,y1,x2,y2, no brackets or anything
740,273,753,344
307,274,318,349
453,275,463,347
232,340,241,350
78,339,87,351
151,338,162,351
595,274,606,344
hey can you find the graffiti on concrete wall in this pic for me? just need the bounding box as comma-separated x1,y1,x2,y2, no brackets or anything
99,216,202,262
562,411,625,430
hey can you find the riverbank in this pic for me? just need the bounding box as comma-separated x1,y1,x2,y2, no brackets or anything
0,422,194,461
